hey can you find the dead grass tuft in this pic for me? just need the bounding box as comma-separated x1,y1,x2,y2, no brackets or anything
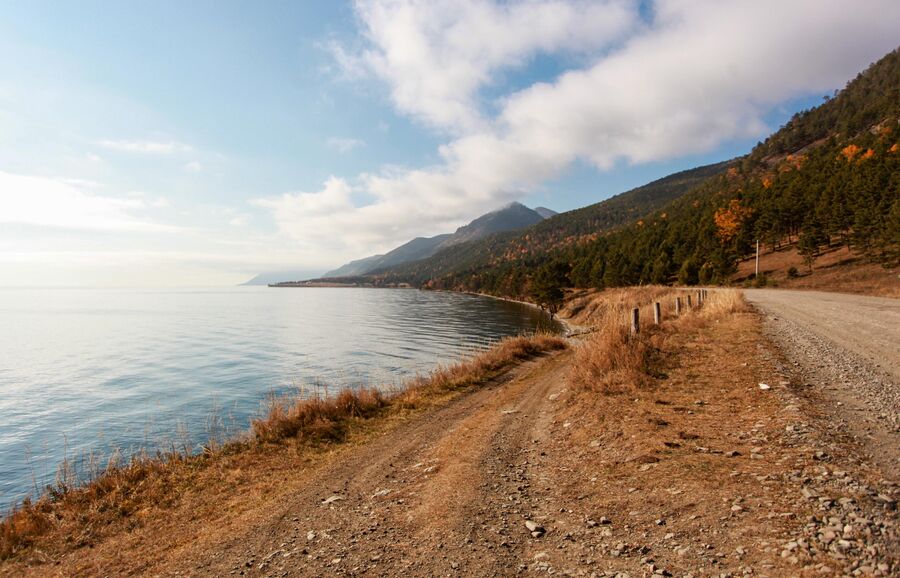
252,388,388,444
0,501,52,560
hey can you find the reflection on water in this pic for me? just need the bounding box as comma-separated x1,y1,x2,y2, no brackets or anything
0,286,557,508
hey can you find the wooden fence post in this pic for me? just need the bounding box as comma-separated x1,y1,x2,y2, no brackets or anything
675,297,682,316
687,294,692,308
653,302,661,325
697,290,702,306
631,308,640,335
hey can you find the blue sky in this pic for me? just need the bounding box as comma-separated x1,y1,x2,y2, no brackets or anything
1,1,898,286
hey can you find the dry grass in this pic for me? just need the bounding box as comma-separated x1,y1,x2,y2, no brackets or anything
253,388,389,444
0,451,182,559
547,301,824,576
0,332,566,561
571,287,746,393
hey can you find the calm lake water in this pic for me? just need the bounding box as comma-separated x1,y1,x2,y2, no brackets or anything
0,287,555,509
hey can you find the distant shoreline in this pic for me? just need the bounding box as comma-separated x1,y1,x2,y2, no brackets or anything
267,281,413,288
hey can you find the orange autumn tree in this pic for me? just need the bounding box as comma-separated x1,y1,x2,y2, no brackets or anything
714,199,754,243
840,144,862,160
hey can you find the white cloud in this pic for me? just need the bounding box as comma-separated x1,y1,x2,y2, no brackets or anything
263,0,900,259
0,171,178,232
252,177,366,250
341,0,639,133
97,139,193,154
184,160,203,172
327,137,366,154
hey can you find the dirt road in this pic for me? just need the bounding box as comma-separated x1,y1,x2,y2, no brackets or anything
745,289,900,478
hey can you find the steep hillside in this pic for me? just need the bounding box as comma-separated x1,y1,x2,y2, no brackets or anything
375,48,899,298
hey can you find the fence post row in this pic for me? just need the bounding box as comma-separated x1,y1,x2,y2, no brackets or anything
627,290,709,333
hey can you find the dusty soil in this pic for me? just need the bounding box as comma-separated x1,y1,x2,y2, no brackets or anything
3,292,898,577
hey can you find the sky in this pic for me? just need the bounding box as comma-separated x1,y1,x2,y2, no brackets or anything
1,1,898,287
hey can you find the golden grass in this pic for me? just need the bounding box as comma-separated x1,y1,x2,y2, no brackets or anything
0,332,566,560
571,287,746,393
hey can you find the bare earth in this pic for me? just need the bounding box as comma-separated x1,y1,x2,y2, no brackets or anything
5,291,899,576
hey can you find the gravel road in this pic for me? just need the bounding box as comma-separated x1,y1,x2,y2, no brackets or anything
745,289,900,478
744,289,900,380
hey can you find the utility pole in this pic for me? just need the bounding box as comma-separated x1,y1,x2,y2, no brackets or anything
755,239,760,278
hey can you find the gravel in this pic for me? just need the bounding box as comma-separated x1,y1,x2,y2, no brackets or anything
746,289,900,574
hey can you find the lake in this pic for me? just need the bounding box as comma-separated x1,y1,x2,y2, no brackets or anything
0,287,555,510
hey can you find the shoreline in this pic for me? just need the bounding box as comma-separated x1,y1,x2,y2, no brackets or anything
461,290,591,337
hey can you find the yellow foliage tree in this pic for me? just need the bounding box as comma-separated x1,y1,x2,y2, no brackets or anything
714,199,754,243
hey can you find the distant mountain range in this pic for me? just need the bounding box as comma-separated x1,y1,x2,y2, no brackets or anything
322,202,556,278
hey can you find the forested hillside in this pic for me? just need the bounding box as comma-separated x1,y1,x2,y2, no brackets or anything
373,48,899,298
